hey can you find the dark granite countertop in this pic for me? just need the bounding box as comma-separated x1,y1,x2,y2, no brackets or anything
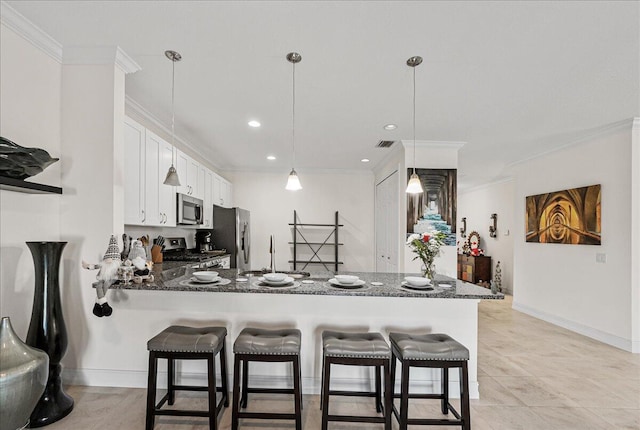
106,264,504,300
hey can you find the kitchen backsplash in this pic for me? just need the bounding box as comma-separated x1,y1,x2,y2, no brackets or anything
124,225,204,250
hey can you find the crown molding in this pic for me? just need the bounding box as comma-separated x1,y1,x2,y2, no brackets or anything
0,1,62,62
125,95,219,170
458,176,514,195
63,46,141,74
508,118,636,168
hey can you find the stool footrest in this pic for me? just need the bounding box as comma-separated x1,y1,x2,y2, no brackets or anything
393,393,444,399
327,414,386,424
408,417,464,426
329,390,378,398
155,409,211,417
237,411,298,420
245,387,295,395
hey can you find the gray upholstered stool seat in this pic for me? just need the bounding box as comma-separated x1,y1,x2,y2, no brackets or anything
321,330,392,430
389,333,469,361
322,330,391,358
232,328,303,430
145,325,229,430
148,325,227,353
233,328,301,355
389,332,470,430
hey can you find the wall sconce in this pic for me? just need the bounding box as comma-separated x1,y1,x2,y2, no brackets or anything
460,217,467,237
489,213,498,238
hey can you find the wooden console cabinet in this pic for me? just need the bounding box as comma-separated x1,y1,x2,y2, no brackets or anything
457,255,492,284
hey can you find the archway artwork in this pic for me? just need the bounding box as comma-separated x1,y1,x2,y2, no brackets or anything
525,184,601,245
406,168,457,246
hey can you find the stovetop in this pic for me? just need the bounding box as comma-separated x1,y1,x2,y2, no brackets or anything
162,251,215,262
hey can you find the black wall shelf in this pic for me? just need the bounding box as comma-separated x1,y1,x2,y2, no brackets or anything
288,210,343,272
0,176,62,194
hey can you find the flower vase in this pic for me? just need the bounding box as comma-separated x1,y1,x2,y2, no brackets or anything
26,241,74,427
421,261,436,281
0,317,49,430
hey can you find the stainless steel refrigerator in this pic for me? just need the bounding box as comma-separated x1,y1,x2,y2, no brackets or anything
212,205,250,271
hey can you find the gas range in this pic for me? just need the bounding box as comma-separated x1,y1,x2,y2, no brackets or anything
162,238,229,269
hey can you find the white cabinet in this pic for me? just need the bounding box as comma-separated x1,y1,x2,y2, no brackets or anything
124,117,176,227
124,118,146,224
202,169,214,228
212,174,233,208
176,149,202,198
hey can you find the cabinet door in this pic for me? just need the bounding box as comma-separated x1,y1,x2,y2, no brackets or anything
144,131,162,226
176,149,190,195
195,165,206,200
203,169,214,227
187,158,199,197
213,174,222,207
124,117,146,225
159,140,176,227
220,178,232,208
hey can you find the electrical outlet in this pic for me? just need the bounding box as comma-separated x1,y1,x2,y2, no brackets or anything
596,253,607,263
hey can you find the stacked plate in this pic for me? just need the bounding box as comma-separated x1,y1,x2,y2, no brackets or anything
259,273,295,287
401,276,434,291
190,271,222,284
329,275,366,289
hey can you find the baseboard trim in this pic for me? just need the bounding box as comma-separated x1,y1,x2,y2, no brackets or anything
512,301,637,353
63,368,480,399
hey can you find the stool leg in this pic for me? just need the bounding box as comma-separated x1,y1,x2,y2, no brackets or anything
441,366,449,414
321,358,331,430
319,356,325,410
298,354,304,410
399,360,410,430
241,359,249,408
292,356,302,430
383,359,392,430
231,356,241,430
167,357,175,405
375,364,382,412
460,362,471,430
219,341,230,407
145,352,157,430
207,354,218,430
390,352,397,421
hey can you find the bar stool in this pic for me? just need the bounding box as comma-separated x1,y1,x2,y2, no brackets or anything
321,330,392,430
389,332,470,430
232,328,302,430
145,325,229,430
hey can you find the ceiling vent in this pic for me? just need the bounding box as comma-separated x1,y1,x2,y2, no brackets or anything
376,140,396,148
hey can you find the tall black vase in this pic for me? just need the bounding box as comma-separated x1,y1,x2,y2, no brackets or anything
26,241,74,427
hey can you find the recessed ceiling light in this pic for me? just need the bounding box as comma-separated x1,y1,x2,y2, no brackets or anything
266,155,276,160
384,124,397,130
361,158,370,163
248,120,261,128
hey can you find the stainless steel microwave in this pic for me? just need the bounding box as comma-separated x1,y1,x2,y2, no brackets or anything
177,193,204,225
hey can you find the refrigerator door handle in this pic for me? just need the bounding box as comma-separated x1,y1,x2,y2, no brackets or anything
242,222,249,265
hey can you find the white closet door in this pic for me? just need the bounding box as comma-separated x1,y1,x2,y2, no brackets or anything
375,170,399,272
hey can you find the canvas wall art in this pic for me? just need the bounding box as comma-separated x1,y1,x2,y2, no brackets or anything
406,168,457,246
525,184,601,245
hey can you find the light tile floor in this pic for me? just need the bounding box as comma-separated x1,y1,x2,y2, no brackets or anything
45,295,639,429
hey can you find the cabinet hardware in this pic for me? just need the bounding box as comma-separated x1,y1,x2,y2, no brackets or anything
141,209,146,223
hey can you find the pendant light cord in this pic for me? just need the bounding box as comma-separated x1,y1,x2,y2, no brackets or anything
292,61,296,169
412,64,416,175
171,59,176,167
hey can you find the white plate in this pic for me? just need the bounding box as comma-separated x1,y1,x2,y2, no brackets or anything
370,282,384,286
301,280,315,284
329,278,366,287
401,281,434,290
438,283,453,289
236,278,248,282
259,276,294,286
190,277,221,284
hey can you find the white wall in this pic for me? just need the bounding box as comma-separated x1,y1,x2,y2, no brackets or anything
458,179,515,293
230,170,375,273
0,22,62,334
512,123,635,351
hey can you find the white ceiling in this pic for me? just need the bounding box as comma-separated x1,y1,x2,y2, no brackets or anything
7,1,639,189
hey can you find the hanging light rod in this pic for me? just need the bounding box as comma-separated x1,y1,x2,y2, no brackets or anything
163,49,182,186
406,55,424,194
285,52,303,191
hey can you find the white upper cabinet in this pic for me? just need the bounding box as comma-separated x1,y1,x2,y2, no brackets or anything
176,149,202,199
124,117,176,226
212,173,233,208
202,169,214,228
124,117,146,224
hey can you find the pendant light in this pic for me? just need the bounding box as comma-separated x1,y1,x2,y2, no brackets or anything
163,50,181,186
285,52,302,191
405,55,424,194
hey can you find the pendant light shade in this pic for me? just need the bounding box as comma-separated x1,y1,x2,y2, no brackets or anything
163,50,181,186
406,55,424,194
285,52,302,191
286,168,302,191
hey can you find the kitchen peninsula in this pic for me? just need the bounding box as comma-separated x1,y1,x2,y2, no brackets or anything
101,265,502,399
